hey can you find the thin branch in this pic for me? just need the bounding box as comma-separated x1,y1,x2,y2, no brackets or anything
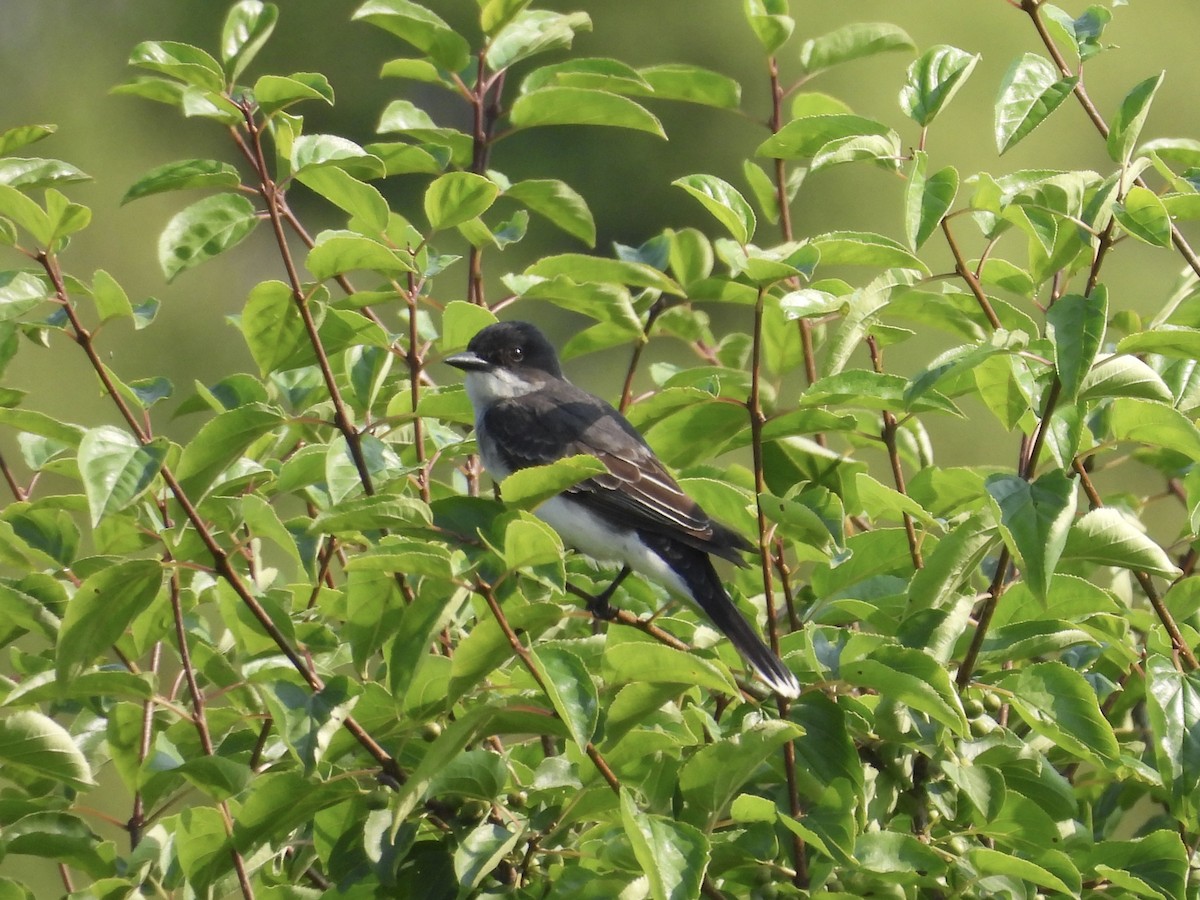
748,284,807,888
867,335,923,570
37,249,403,782
475,580,621,793
1019,0,1200,281
941,219,1003,329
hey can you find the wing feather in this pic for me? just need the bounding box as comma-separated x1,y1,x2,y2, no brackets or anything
482,382,751,562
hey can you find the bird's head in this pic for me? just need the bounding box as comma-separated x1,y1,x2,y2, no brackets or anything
445,321,564,401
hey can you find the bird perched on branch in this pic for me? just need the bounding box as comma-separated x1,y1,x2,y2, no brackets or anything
447,320,799,699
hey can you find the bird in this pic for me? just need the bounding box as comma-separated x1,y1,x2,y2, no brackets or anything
445,320,800,699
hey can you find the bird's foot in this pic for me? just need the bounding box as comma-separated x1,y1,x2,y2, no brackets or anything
585,565,631,621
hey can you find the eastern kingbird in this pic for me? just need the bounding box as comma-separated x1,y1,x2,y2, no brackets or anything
446,321,800,699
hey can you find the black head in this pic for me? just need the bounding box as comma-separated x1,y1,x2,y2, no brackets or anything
446,321,563,379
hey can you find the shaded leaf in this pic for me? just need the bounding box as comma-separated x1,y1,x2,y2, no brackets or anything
620,788,710,900
986,470,1076,601
531,645,599,748
158,193,258,282
57,560,162,682
1046,289,1106,401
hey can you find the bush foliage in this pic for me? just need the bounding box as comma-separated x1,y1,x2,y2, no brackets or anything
0,1,1198,897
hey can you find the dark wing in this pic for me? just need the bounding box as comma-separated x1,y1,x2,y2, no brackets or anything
483,381,753,563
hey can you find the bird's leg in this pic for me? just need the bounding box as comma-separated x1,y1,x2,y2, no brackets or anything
586,565,631,620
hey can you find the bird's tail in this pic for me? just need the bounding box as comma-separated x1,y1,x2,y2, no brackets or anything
642,534,799,698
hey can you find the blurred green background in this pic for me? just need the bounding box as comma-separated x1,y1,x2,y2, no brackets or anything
3,1,1198,454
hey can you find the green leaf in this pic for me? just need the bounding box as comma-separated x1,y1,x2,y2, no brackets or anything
485,10,591,71
995,53,1078,155
1113,186,1172,247
531,645,599,748
603,638,739,697
1079,355,1173,403
853,472,936,528
498,455,607,508
904,152,958,250
638,64,741,109
510,87,666,138
129,40,225,92
798,22,915,75
0,124,56,156
1088,831,1187,900
388,588,465,701
1144,655,1200,819
968,848,1081,896
441,299,498,353
526,253,683,295
1110,397,1200,460
1117,326,1200,360
502,514,563,572
424,172,500,231
0,271,50,321
678,719,802,828
310,494,432,534
0,711,94,789
672,174,756,244
78,426,168,526
505,179,595,246
455,822,525,894
449,602,562,699
986,471,1076,602
253,72,334,115
1062,507,1179,578
296,166,388,232
620,788,710,900
0,158,89,190
854,831,946,878
240,280,305,375
306,230,414,280
57,560,162,682
0,407,84,446
757,113,892,160
900,45,980,127
743,0,794,54
1108,72,1165,164
809,230,930,274
810,132,902,173
841,645,968,735
0,184,52,243
175,404,281,497
158,192,258,282
1001,661,1121,767
1046,289,1106,400
221,0,279,82
291,134,383,179
352,0,470,71
122,159,240,205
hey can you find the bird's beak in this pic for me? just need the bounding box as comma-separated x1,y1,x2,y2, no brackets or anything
444,350,490,372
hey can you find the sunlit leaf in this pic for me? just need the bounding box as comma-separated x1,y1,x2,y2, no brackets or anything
995,54,1077,155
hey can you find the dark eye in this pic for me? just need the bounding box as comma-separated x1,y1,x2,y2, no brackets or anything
510,346,524,363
